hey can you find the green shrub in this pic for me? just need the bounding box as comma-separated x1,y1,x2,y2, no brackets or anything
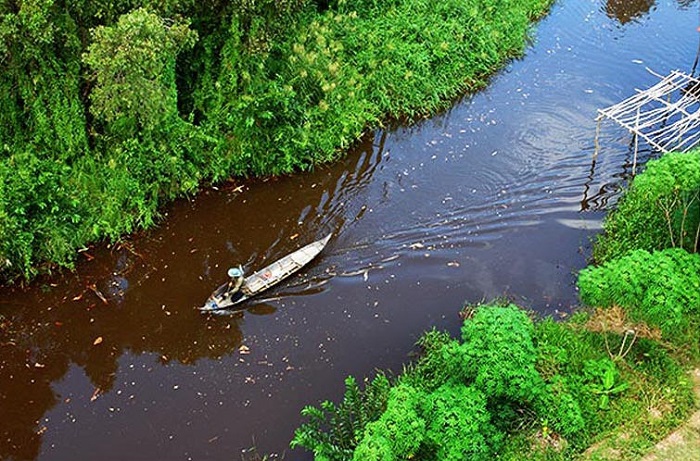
404,328,464,392
425,383,503,461
578,248,700,339
461,304,545,403
0,150,88,278
595,152,700,263
353,383,426,461
406,304,554,418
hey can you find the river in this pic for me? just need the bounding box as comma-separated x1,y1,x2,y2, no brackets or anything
1,0,698,459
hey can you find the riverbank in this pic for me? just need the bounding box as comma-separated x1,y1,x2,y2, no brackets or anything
0,0,553,283
291,151,700,459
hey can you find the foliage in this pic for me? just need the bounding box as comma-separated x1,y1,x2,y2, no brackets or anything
460,304,545,403
533,317,608,434
594,152,700,263
402,328,463,391
0,0,554,282
350,377,505,461
293,295,699,460
582,358,629,410
83,8,197,133
295,304,591,459
0,151,86,278
0,0,87,160
291,373,391,461
424,383,503,461
352,384,426,460
406,304,548,405
578,248,700,340
538,376,586,437
528,315,694,458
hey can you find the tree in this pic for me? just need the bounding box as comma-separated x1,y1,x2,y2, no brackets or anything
83,7,197,135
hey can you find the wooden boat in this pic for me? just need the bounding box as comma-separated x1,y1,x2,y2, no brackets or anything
199,233,332,311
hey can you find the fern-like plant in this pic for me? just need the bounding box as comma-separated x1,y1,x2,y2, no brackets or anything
291,373,391,460
461,304,545,404
424,383,503,461
578,248,700,340
353,384,426,461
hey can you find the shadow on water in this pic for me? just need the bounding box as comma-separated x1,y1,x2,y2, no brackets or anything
0,132,386,460
2,1,700,459
0,240,246,460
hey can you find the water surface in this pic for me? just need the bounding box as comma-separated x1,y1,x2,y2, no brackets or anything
1,0,699,459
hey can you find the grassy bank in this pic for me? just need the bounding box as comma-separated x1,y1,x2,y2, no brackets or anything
0,0,553,282
291,151,700,459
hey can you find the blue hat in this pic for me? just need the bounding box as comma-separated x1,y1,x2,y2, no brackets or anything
228,267,243,278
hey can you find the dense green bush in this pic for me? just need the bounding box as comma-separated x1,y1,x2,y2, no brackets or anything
353,384,426,460
594,152,700,263
578,248,700,339
424,383,502,461
295,304,591,459
461,305,544,403
0,151,84,274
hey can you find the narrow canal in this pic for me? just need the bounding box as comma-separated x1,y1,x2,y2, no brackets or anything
1,1,698,459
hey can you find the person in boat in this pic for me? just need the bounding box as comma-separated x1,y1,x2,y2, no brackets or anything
224,266,246,302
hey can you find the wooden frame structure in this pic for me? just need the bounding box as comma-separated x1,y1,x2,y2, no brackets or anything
594,69,700,173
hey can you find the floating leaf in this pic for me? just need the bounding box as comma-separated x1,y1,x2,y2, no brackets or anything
90,387,102,402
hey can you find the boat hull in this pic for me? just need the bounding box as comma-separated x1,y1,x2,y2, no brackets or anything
199,233,332,311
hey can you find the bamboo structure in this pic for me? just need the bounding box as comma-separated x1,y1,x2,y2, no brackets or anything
594,69,700,174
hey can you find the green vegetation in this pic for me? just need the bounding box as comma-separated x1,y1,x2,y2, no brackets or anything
0,0,553,282
291,150,700,459
593,152,700,263
292,374,392,459
292,303,694,459
579,248,700,345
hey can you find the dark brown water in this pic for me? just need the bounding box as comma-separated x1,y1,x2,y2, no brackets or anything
2,1,699,459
